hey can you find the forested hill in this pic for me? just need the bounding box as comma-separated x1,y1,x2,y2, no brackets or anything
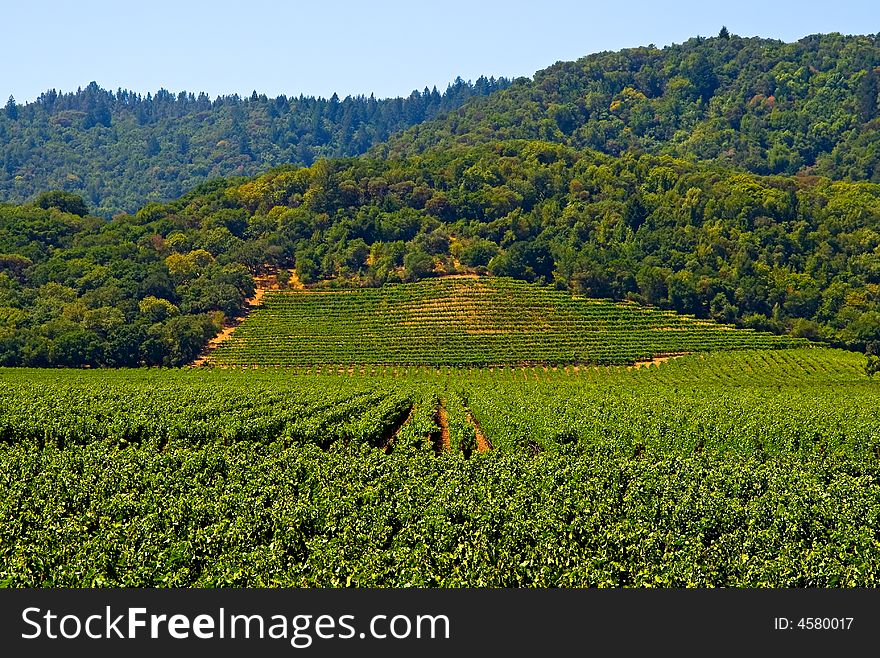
5,31,879,219
2,140,879,367
0,77,510,216
377,31,880,181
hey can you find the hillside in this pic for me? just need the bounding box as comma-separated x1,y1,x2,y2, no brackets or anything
0,77,510,216
207,277,804,366
378,31,880,181
2,139,880,367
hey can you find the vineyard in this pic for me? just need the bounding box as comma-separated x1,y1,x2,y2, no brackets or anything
207,277,806,366
2,348,879,587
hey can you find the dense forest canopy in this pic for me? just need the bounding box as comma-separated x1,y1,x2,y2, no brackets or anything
0,77,510,216
378,31,880,182
1,139,879,367
5,31,880,221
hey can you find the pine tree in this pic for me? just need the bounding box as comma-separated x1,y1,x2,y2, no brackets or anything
5,95,18,120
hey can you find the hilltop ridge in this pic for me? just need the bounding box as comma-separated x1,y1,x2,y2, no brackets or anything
377,32,880,181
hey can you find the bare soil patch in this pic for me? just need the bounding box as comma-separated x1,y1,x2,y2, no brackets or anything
627,353,689,370
287,269,305,290
467,411,492,452
380,404,414,454
190,286,268,366
432,400,451,455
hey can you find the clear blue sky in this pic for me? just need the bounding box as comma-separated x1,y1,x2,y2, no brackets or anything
4,0,877,103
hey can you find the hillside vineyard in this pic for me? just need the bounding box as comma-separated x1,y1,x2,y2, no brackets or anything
208,277,805,366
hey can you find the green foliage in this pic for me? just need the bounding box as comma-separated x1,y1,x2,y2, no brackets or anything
456,238,499,268
7,32,880,218
4,95,17,121
1,349,879,586
3,134,880,366
35,191,89,217
0,201,239,367
203,141,879,350
866,341,880,377
379,33,880,183
0,78,510,216
402,250,434,281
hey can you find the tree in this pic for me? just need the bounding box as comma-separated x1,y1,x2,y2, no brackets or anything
867,341,880,378
276,269,292,288
458,239,500,268
105,325,147,367
5,96,17,120
341,239,370,273
295,248,321,284
685,53,719,101
51,330,104,367
163,314,218,365
35,191,89,217
667,271,701,314
414,228,450,255
488,242,554,283
403,250,434,281
856,69,878,123
138,296,179,323
165,249,215,282
718,26,730,40
146,135,161,157
0,254,33,281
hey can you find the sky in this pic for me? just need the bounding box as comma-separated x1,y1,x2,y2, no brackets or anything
3,0,878,103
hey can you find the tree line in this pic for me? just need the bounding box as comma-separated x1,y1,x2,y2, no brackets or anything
0,77,510,216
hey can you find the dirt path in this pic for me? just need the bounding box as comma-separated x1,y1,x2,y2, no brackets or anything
251,287,267,306
467,411,491,452
382,405,414,454
190,287,268,366
434,400,451,454
628,353,689,370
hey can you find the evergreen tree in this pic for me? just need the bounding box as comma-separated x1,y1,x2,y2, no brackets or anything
5,95,17,120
